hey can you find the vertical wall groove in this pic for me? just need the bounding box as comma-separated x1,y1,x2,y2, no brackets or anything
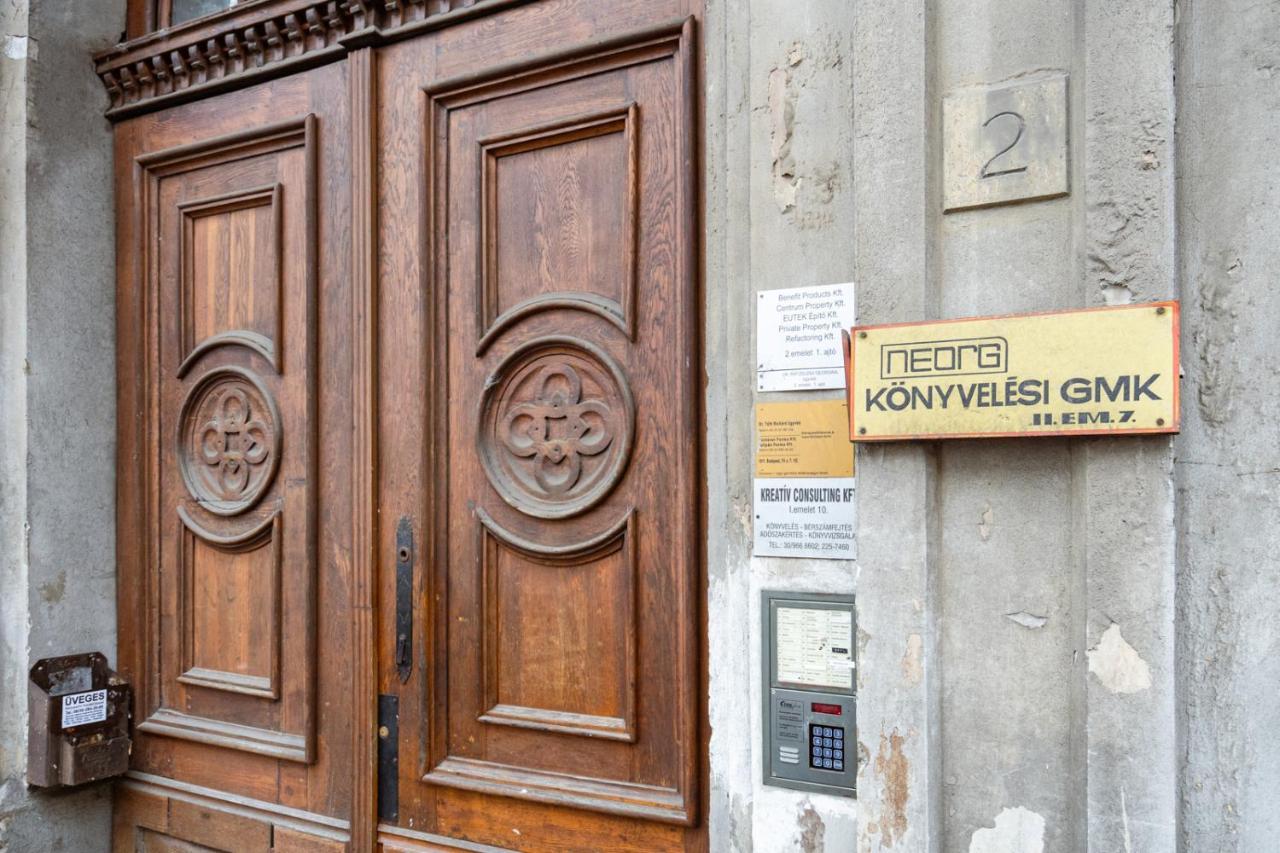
1082,1,1179,850
923,0,943,846
854,0,938,848
1068,3,1090,847
1176,0,1280,847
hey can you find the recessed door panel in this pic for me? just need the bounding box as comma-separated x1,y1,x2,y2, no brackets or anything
478,508,638,743
480,104,639,350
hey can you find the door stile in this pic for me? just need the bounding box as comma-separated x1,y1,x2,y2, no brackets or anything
349,44,380,853
676,16,703,824
423,72,449,802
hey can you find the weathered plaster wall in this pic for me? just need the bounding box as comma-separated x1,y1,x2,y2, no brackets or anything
705,0,860,849
1177,0,1280,849
708,0,1186,850
0,0,123,849
1,0,34,838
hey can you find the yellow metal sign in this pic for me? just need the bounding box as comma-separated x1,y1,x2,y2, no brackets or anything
756,400,855,477
848,302,1180,441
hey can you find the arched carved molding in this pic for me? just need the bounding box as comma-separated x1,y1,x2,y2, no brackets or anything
478,336,634,519
473,505,631,565
477,292,629,357
177,330,278,378
176,502,278,549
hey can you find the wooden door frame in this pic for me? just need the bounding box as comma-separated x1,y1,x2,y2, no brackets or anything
102,2,705,850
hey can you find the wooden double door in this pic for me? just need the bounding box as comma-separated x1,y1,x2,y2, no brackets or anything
113,2,703,851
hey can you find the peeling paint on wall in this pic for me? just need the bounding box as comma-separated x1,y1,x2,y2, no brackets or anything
977,504,994,541
3,35,31,60
968,806,1046,853
901,634,923,686
38,569,64,604
855,626,871,690
1192,251,1242,428
764,34,850,226
1087,108,1171,304
873,729,910,846
768,57,798,214
1087,623,1152,694
796,799,826,852
1004,611,1048,630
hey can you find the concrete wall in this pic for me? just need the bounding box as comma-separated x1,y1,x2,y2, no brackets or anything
0,0,124,849
1177,0,1280,849
1,0,35,839
705,0,1280,851
705,0,860,849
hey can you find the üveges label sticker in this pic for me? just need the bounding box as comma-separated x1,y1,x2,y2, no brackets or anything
847,302,1180,441
61,688,107,729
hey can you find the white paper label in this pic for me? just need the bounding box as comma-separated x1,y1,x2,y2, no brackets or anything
753,477,856,560
776,606,854,690
756,283,856,392
61,689,107,728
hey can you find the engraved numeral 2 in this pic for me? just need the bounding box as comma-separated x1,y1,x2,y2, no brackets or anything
979,111,1027,179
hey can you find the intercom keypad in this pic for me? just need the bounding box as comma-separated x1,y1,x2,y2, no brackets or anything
809,724,845,772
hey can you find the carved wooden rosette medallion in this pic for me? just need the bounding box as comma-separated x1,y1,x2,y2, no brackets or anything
178,366,281,516
480,337,634,519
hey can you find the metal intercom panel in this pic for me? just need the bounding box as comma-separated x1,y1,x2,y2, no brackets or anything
761,591,856,797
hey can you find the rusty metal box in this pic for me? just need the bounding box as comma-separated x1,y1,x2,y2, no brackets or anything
27,652,131,788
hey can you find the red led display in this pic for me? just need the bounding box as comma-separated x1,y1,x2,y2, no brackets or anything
811,702,842,715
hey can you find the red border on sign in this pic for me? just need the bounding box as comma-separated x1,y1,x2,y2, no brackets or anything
848,301,1181,441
